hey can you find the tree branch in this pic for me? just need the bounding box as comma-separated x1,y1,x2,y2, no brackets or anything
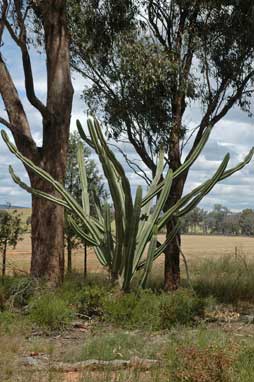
0,53,38,159
108,142,152,185
4,6,50,120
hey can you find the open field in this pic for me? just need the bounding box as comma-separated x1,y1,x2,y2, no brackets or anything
5,233,254,276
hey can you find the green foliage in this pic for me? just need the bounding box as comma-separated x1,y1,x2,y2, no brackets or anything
77,285,106,317
0,209,26,277
103,289,204,330
194,255,254,304
68,0,254,172
29,293,74,331
239,208,254,236
0,276,34,310
159,290,205,329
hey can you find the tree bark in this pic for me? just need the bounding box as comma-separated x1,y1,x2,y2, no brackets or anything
164,222,180,291
164,177,184,291
0,1,74,285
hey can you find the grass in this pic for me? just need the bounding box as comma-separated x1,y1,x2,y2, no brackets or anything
193,255,254,304
65,330,162,362
1,249,254,381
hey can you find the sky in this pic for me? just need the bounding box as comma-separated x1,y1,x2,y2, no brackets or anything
0,34,254,211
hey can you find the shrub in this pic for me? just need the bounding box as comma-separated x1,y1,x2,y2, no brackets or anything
102,289,165,330
0,277,34,310
29,293,74,331
77,285,106,318
170,345,235,382
7,277,34,308
159,290,205,329
103,289,205,330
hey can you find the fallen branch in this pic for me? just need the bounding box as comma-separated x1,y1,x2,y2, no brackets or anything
23,356,161,372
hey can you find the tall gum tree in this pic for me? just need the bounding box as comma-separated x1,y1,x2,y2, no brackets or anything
0,0,74,284
68,0,254,289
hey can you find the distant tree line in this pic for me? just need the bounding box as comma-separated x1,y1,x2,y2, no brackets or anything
180,205,254,236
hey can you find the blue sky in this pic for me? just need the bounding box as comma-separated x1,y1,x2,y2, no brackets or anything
1,34,254,211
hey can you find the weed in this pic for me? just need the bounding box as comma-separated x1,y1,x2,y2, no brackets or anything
29,293,74,331
159,289,205,329
77,285,106,317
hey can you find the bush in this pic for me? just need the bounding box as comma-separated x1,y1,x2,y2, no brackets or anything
159,290,205,329
0,277,34,310
7,277,34,308
29,293,74,331
170,345,235,382
103,289,205,330
103,289,165,330
77,285,106,317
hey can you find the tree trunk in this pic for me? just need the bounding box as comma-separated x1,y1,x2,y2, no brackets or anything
67,236,72,274
164,142,185,291
0,1,73,285
2,241,7,279
164,219,180,290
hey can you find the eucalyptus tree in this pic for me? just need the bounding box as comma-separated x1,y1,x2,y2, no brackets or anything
68,0,254,289
0,1,74,284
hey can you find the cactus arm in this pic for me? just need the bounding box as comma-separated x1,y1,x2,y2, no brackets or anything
94,247,108,266
103,203,114,266
139,226,158,289
2,130,103,243
122,185,143,291
92,117,136,276
77,142,90,215
219,147,254,180
9,166,70,209
176,153,230,217
157,153,230,227
138,149,165,233
76,119,95,150
67,215,99,246
142,126,212,206
93,116,133,210
137,221,181,270
86,117,126,275
133,169,174,273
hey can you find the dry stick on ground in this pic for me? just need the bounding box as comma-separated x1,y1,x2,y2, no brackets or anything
23,357,161,372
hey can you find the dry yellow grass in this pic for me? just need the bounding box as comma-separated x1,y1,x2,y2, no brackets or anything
3,233,254,275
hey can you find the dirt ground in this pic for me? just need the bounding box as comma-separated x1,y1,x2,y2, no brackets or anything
5,233,254,275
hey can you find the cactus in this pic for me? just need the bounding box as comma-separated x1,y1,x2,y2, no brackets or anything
1,116,254,291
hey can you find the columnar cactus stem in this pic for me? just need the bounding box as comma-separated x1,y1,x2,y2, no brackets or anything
1,116,253,291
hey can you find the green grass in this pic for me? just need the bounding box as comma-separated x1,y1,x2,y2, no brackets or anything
193,255,254,304
64,330,162,362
